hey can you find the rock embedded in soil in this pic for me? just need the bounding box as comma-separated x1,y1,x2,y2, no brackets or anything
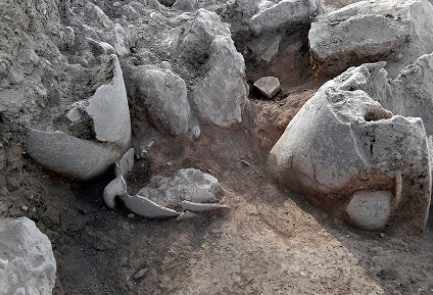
249,0,321,35
387,53,433,135
0,217,56,295
127,64,193,136
254,76,281,99
269,62,432,233
138,168,222,208
346,191,393,230
309,0,433,76
190,30,249,127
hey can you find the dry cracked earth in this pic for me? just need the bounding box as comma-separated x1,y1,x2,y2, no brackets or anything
2,0,433,295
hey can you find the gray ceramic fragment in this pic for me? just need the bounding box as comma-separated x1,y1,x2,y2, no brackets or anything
26,129,120,180
180,200,229,213
121,195,179,219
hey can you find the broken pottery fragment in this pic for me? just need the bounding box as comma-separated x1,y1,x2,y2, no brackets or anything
80,55,131,149
309,0,433,76
115,148,135,177
104,176,128,209
269,63,432,233
254,76,281,99
121,195,180,219
27,129,120,180
87,38,115,56
103,168,227,218
26,55,131,180
180,200,229,213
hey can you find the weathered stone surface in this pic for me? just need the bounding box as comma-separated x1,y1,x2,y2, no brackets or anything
113,23,130,56
133,65,192,136
121,8,249,130
269,63,432,233
86,38,115,56
26,129,121,180
192,36,248,127
138,168,222,208
0,217,56,295
179,9,231,60
254,76,281,99
346,191,393,230
334,54,433,137
388,53,433,135
180,200,229,213
173,0,195,11
309,0,433,76
247,33,282,63
250,0,321,35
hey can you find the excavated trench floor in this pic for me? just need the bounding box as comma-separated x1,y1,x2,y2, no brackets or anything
2,0,433,293
4,79,433,295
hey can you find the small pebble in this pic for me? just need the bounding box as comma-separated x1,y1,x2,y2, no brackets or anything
21,205,29,212
379,233,385,238
127,213,135,219
133,268,147,280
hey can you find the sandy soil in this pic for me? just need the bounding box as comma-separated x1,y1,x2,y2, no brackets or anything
2,85,433,295
1,0,433,294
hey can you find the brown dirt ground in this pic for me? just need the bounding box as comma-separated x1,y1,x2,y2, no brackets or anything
2,85,433,295
1,1,433,294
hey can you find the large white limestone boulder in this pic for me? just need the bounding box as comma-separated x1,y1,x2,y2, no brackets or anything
269,63,432,233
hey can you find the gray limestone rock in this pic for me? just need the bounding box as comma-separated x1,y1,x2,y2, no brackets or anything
134,65,192,136
309,0,433,76
173,0,195,11
192,36,248,127
247,33,282,63
0,217,56,295
249,0,321,35
138,168,222,208
115,148,135,177
269,63,432,233
254,76,281,99
346,191,393,230
388,53,433,135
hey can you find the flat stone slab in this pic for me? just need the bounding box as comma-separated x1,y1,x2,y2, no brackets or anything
254,76,281,99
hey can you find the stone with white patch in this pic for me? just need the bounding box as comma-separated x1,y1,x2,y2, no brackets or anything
254,76,281,99
346,191,393,230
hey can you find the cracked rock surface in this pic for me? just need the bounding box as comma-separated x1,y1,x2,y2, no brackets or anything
269,62,432,233
0,217,56,295
309,0,433,76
